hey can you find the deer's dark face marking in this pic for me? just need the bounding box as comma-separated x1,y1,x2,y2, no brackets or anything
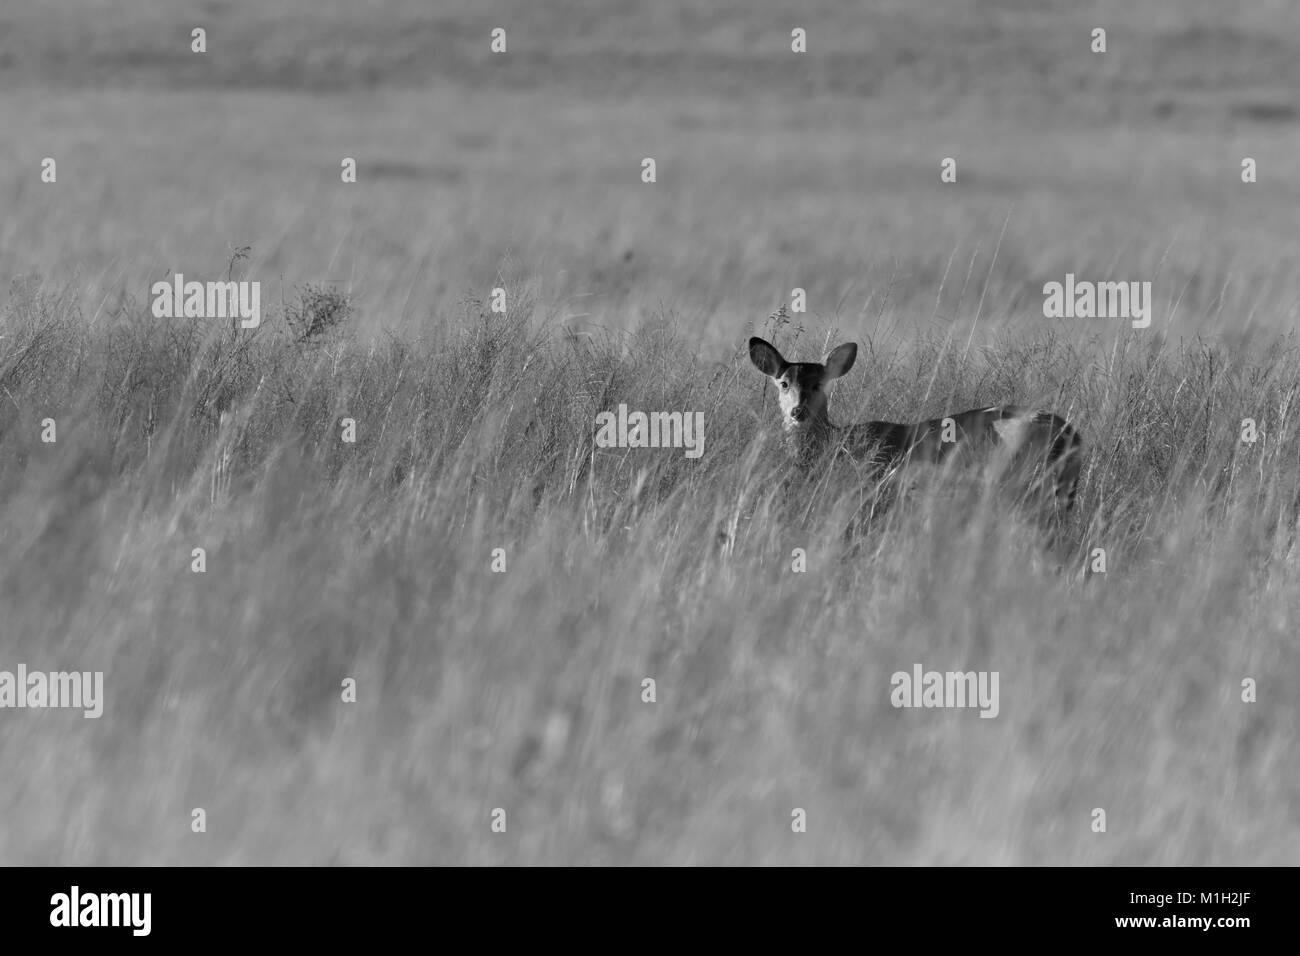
774,363,829,426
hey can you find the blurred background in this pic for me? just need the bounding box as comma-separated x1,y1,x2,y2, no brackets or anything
3,0,1299,340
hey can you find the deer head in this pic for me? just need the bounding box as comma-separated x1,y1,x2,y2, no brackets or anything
748,336,858,432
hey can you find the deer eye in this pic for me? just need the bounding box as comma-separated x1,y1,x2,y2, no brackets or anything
779,380,789,389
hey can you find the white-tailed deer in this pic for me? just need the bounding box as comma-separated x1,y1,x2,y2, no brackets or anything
748,336,1082,512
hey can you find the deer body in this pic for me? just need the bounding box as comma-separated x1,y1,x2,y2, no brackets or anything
748,337,1082,510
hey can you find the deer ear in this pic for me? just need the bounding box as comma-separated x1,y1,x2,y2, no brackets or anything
748,337,788,377
823,342,857,381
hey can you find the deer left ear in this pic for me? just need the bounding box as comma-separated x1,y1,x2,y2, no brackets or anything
823,342,857,381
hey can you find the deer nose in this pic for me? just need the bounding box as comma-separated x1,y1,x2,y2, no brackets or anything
791,405,809,421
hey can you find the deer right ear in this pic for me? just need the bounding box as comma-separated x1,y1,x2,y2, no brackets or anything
823,342,857,381
749,337,788,377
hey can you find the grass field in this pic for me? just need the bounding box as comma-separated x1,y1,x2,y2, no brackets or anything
1,0,1298,864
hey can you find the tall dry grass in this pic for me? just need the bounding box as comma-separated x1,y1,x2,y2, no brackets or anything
1,273,1297,864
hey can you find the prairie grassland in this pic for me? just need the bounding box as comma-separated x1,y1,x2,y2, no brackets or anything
2,0,1299,864
1,279,1298,864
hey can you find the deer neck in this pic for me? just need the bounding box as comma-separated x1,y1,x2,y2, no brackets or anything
783,411,838,463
